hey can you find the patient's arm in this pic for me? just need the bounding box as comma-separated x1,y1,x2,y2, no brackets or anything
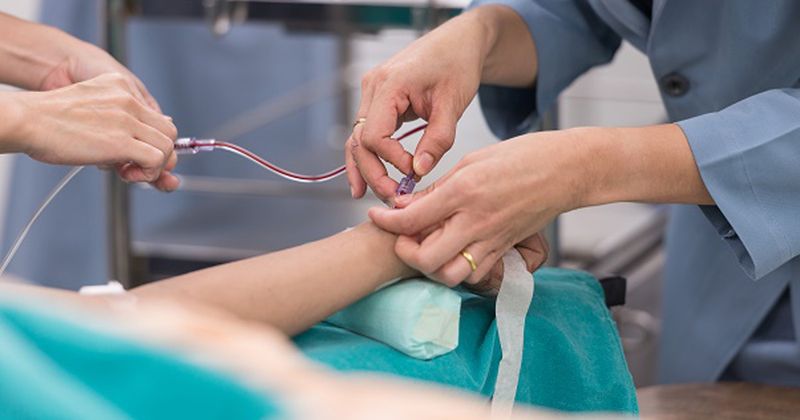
132,222,416,336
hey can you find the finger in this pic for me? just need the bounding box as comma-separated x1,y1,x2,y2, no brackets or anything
346,73,376,199
121,140,165,181
412,103,458,177
133,102,178,141
114,74,149,109
393,168,460,209
361,86,413,176
514,232,550,273
165,150,177,171
151,170,180,192
465,258,504,297
345,135,367,198
116,163,147,183
368,178,459,234
352,133,400,202
394,213,474,281
133,122,174,166
129,72,162,112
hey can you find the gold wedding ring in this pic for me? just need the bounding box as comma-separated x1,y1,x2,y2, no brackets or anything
460,250,478,272
353,117,367,128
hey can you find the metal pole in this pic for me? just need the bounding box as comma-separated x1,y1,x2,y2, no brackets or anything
104,0,133,286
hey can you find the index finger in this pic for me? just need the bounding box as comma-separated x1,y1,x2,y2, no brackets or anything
132,74,162,113
361,88,414,175
368,178,459,235
133,101,178,140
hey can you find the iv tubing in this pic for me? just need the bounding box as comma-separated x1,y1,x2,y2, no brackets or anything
175,124,428,183
0,166,84,277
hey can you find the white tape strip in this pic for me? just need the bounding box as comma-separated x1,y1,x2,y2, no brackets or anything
491,249,534,419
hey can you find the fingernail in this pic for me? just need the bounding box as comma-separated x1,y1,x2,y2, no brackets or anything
350,185,356,198
395,194,412,206
165,115,173,121
414,152,434,175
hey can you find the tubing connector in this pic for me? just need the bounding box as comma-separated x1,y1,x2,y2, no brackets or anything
396,171,416,196
174,138,216,155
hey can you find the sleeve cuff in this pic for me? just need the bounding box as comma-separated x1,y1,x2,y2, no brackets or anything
678,97,799,279
469,0,620,139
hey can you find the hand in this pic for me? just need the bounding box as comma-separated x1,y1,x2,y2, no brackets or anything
9,73,179,191
345,5,537,203
345,10,492,202
466,232,549,297
368,130,587,287
39,38,161,112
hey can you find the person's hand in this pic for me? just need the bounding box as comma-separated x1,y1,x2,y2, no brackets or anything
39,38,161,112
8,73,179,191
466,232,549,297
346,11,494,202
34,34,177,189
346,5,537,203
368,130,587,287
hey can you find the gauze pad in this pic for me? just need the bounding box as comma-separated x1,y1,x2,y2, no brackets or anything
327,279,461,360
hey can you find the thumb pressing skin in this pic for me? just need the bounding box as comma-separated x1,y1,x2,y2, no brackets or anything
464,233,550,297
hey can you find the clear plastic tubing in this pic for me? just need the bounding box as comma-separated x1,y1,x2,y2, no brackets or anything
174,124,428,186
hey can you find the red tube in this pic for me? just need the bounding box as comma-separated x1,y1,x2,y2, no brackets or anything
208,123,427,183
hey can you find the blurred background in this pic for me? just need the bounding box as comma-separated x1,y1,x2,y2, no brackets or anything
0,0,667,386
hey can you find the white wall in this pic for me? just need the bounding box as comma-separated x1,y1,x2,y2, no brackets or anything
560,42,666,128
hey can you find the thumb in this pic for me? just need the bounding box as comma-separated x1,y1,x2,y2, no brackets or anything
412,105,458,177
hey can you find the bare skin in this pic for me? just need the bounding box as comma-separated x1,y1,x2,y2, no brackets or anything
5,222,548,336
0,12,178,190
347,5,713,286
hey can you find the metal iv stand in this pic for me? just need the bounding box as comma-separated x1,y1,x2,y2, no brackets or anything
104,0,133,287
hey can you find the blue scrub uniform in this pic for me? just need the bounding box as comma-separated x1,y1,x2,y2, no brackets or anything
471,0,800,385
1,0,364,290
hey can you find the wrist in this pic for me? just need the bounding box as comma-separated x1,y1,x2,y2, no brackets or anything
473,5,537,87
0,92,30,154
567,124,701,208
464,6,502,69
560,127,627,209
355,222,419,280
0,15,73,90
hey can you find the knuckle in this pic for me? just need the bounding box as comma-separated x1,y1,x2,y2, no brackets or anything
143,147,164,168
361,72,373,89
416,255,438,274
371,66,389,84
439,272,463,288
451,171,480,195
164,121,178,140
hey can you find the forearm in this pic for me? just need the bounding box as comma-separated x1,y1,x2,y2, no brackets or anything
132,222,416,336
570,124,714,208
470,5,538,87
0,13,78,90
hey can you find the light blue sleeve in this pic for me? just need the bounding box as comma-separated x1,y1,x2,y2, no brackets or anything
469,0,621,138
678,88,800,280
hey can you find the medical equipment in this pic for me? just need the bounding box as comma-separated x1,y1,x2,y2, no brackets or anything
0,166,84,278
0,124,427,279
173,124,427,191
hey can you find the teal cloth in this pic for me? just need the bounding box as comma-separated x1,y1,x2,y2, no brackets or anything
0,301,280,419
295,268,638,414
